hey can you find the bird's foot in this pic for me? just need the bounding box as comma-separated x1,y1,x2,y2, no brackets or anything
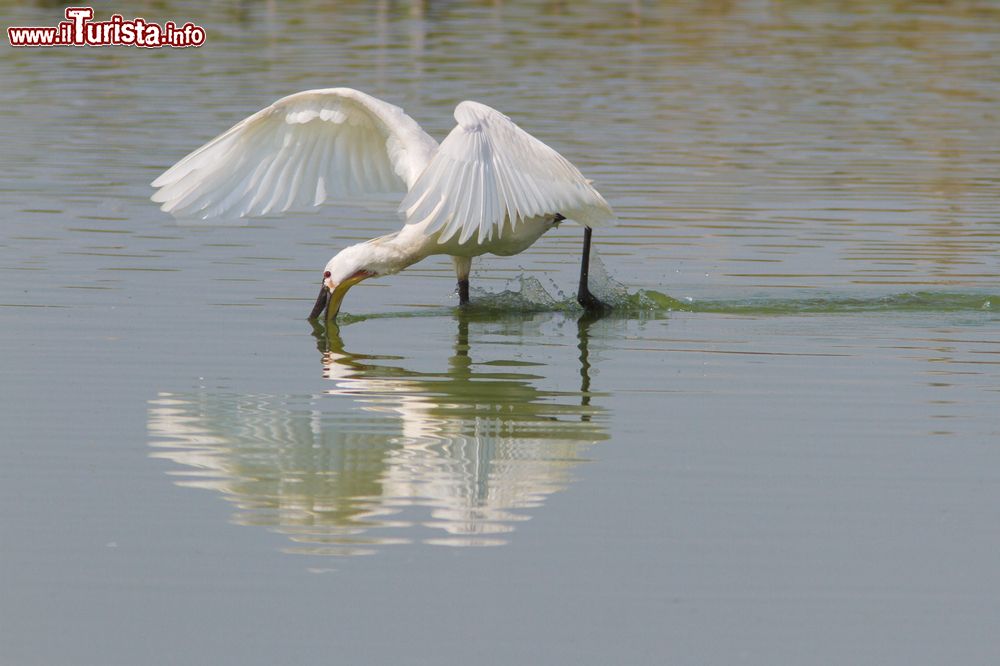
577,288,612,314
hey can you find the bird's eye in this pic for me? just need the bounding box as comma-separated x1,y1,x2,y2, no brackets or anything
324,271,331,279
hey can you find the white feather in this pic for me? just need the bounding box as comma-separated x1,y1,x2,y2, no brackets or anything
151,87,437,219
400,101,615,245
152,91,616,267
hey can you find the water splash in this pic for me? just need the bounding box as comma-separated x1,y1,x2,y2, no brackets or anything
589,256,996,315
462,256,687,316
340,257,997,323
469,270,997,317
467,275,565,313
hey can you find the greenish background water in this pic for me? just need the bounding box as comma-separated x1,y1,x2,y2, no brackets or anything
2,1,999,664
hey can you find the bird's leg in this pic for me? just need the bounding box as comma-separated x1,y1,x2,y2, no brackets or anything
308,280,330,320
452,256,473,306
458,279,469,305
577,226,611,313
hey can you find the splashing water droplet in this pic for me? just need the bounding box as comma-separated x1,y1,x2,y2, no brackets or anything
588,254,631,304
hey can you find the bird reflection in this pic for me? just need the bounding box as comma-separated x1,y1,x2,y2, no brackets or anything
148,311,608,557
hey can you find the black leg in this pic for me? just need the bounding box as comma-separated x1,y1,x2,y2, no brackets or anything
308,282,329,320
577,227,610,313
452,256,473,307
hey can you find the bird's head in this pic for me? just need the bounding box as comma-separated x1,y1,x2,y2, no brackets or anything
318,244,377,321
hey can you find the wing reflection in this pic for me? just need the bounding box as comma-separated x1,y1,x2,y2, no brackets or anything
148,312,608,557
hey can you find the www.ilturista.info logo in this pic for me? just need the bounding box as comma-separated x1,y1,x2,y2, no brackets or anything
8,7,205,48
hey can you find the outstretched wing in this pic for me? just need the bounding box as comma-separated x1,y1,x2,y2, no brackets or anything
399,101,614,245
151,88,438,219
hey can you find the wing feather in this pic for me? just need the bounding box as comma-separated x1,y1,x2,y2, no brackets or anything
399,101,613,245
284,125,317,210
152,88,438,219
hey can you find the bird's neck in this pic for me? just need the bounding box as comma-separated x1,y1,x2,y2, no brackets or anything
361,229,430,276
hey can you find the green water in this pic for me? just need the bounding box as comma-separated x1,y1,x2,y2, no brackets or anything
339,268,997,318
2,1,1000,665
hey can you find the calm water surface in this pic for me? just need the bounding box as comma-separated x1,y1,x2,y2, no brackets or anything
2,1,1000,664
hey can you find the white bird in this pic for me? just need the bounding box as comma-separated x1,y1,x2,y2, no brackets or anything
151,88,616,322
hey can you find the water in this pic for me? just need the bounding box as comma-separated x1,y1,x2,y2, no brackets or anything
3,1,1000,664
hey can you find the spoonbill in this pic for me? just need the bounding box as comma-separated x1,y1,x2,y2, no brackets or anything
151,88,616,321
